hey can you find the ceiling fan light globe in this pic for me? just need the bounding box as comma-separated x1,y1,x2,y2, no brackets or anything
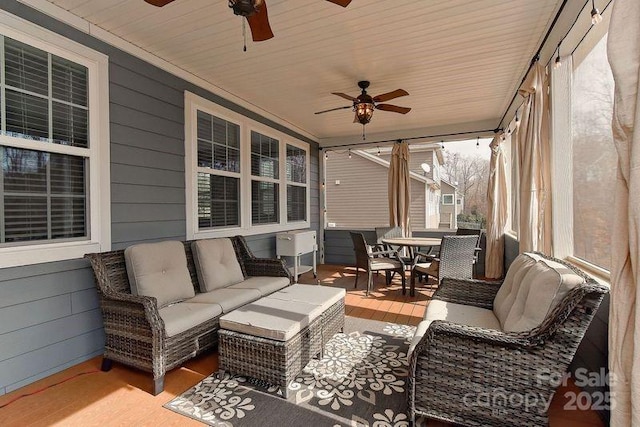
355,102,374,125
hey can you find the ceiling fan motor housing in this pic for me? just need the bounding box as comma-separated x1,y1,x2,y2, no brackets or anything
229,0,262,17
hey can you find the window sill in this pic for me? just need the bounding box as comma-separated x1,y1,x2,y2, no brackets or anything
565,255,611,287
191,221,311,240
0,240,103,269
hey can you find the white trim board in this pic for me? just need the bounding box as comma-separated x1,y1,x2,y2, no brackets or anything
15,0,319,144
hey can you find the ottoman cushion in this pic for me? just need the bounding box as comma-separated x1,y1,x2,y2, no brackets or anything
267,284,345,311
220,297,325,341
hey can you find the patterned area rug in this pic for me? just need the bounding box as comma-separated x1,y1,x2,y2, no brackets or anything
165,316,418,426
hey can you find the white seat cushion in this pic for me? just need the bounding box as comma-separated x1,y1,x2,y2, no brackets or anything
191,238,245,292
502,258,584,332
187,288,262,313
124,241,195,308
408,300,501,358
493,252,540,327
159,302,222,337
220,297,325,341
228,276,290,296
371,258,403,270
267,284,345,311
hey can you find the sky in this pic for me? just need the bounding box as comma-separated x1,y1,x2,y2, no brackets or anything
442,137,493,160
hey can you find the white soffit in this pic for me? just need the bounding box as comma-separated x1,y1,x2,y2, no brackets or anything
41,0,561,140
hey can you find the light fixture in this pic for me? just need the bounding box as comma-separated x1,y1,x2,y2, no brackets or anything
476,137,480,148
440,140,445,149
324,151,328,160
591,0,602,25
348,149,352,159
515,110,521,126
354,101,374,125
554,44,562,69
377,147,381,156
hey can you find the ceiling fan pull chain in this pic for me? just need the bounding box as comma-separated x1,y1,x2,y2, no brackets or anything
362,124,366,140
242,18,247,52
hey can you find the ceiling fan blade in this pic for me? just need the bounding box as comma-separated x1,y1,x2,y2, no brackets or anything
326,0,353,7
246,1,274,42
331,92,356,101
373,89,409,103
315,105,352,115
144,0,176,6
376,104,411,114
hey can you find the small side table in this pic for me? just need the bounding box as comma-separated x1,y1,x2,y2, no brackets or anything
276,230,317,283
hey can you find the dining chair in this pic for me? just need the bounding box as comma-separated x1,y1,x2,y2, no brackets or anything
374,226,413,266
350,232,406,296
410,235,478,296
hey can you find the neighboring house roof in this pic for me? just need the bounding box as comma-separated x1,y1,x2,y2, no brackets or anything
353,150,436,185
441,179,458,192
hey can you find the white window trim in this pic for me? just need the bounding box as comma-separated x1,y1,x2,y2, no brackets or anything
185,91,310,240
442,194,454,205
0,11,110,269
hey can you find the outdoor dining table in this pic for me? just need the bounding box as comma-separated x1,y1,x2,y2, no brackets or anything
380,237,443,264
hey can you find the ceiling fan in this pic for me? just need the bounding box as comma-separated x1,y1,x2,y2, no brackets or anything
316,80,411,128
144,0,353,42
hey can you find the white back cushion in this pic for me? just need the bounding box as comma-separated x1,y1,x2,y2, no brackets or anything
493,253,538,326
501,258,584,332
125,241,195,308
192,238,245,292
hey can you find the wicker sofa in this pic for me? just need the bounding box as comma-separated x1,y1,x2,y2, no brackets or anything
407,252,609,426
85,235,291,395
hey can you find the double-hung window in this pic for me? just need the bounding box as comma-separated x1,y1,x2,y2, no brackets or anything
0,14,109,268
185,92,310,239
442,194,454,205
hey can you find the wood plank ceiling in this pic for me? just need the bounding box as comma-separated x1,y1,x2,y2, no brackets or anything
46,0,561,142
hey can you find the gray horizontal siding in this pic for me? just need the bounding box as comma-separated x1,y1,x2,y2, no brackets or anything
0,0,320,395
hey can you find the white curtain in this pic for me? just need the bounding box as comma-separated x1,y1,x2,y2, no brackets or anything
485,132,509,279
517,62,553,254
389,141,411,237
607,0,640,425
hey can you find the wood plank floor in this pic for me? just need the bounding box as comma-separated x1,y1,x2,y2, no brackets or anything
0,264,605,426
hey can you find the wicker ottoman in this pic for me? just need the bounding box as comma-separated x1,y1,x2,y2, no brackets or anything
218,284,345,398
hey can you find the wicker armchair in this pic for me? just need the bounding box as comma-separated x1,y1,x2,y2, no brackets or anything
85,236,291,395
407,253,609,426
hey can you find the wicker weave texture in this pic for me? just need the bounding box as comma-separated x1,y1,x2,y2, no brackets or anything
218,299,345,396
407,252,609,426
85,235,291,394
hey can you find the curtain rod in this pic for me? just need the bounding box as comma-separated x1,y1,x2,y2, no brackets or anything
321,128,499,150
496,0,570,129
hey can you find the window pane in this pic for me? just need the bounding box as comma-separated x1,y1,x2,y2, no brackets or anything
52,101,89,148
2,147,47,193
251,131,279,179
572,36,616,270
4,37,48,96
51,196,86,238
5,89,49,141
286,145,306,183
252,181,279,224
4,195,48,242
197,110,240,172
51,55,88,107
197,173,240,229
287,184,306,222
1,147,87,243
